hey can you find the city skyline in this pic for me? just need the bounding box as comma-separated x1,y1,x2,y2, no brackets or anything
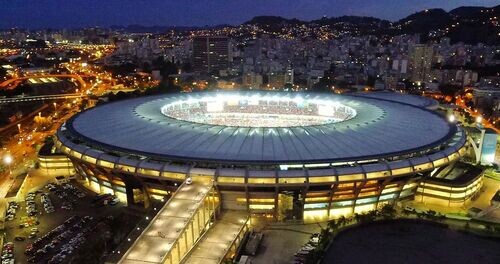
1,1,499,263
1,0,498,29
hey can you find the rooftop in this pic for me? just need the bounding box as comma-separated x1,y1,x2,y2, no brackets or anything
64,91,456,165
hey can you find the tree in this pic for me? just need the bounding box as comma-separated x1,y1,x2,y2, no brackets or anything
365,210,378,222
337,215,346,227
152,56,178,80
311,76,333,92
181,62,192,73
158,78,181,94
0,67,6,79
142,62,152,73
327,219,339,231
439,83,462,96
284,83,294,90
44,136,54,145
318,228,332,250
425,210,438,220
354,213,361,223
379,204,397,219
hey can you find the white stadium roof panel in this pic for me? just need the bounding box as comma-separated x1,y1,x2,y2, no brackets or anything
65,91,457,165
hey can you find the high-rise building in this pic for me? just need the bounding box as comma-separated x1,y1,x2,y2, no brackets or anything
410,44,434,83
285,66,294,85
192,36,229,73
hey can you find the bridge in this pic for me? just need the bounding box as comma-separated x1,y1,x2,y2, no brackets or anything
0,74,88,90
119,178,249,264
0,93,85,104
181,211,249,264
119,179,219,264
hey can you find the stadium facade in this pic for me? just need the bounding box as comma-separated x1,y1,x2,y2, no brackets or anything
54,91,471,220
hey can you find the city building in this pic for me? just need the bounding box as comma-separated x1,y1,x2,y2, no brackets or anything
410,44,434,84
54,91,471,221
192,36,230,73
242,72,263,88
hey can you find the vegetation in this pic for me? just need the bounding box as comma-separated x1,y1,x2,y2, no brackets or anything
438,83,462,96
68,213,141,263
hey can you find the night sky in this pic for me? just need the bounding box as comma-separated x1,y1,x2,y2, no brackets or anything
1,0,497,29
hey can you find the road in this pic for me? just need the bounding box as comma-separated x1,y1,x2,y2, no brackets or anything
0,74,88,90
0,99,80,201
0,93,85,104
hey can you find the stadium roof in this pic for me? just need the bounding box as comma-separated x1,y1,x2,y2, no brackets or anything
355,91,439,110
64,91,456,164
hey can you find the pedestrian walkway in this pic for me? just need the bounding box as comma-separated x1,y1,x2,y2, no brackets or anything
119,179,219,264
181,211,249,264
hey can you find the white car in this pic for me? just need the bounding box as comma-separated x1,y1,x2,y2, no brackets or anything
185,177,192,185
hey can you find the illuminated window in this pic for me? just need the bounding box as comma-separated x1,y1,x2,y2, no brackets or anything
278,177,306,184
82,155,97,164
248,198,275,203
116,164,136,173
338,174,364,181
356,197,377,205
69,150,82,159
308,176,336,183
218,177,245,183
248,178,275,184
304,203,328,209
391,167,412,176
98,160,115,169
379,193,397,201
432,157,448,167
249,204,275,210
236,198,247,203
138,169,160,177
414,162,432,171
337,183,354,189
162,172,186,179
331,200,354,207
366,171,389,179
305,197,330,202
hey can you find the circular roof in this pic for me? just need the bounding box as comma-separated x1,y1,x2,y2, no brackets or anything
65,91,456,164
355,91,439,110
159,93,357,127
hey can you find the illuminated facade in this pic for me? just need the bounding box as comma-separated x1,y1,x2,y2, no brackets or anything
415,163,484,207
54,91,470,221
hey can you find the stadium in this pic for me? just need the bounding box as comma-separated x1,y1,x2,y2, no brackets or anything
54,91,469,221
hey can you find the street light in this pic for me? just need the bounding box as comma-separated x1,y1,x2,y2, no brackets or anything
17,123,21,133
3,154,13,175
448,115,456,123
476,116,483,124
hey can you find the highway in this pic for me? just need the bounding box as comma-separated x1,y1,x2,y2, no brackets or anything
0,93,86,104
0,74,88,90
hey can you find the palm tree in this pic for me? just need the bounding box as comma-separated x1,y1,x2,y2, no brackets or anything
327,219,338,231
338,215,346,227
354,213,361,223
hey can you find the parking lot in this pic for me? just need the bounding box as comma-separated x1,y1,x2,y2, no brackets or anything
2,181,130,264
251,222,322,264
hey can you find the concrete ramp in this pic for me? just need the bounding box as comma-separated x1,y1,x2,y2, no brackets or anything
119,180,219,264
182,211,249,264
